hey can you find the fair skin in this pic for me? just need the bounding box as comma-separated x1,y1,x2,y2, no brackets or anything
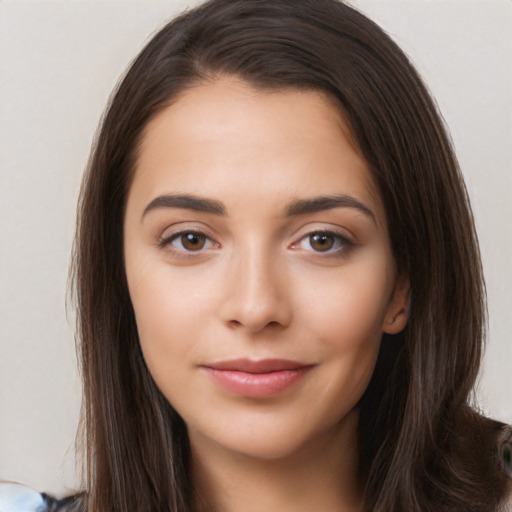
124,77,408,512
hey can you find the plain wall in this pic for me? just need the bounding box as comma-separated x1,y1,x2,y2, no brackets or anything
1,0,510,496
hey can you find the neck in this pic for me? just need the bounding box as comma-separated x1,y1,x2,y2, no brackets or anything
189,409,364,512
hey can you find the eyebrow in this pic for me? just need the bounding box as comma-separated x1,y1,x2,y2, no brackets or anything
142,192,375,222
142,193,226,218
285,195,376,222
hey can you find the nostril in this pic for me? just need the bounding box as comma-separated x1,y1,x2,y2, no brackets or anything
227,319,282,331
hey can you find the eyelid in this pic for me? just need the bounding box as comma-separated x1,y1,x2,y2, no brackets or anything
289,227,356,255
157,224,220,253
290,222,356,243
169,231,215,251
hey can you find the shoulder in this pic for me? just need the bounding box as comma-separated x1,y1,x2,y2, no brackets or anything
500,495,512,512
0,482,49,512
498,425,512,511
0,483,83,512
498,424,512,479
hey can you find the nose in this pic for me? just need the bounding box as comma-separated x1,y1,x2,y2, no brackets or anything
219,246,292,333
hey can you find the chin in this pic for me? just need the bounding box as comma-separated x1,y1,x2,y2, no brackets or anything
187,406,360,463
226,433,314,461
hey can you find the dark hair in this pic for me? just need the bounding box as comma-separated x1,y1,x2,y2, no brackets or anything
72,1,511,511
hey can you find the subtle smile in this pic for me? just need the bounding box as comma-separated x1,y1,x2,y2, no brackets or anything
200,359,315,398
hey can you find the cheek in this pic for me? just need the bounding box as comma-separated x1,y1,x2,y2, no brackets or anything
125,258,218,374
293,256,392,394
296,255,393,346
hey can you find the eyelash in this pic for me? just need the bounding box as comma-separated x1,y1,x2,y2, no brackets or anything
291,230,355,257
158,230,218,254
158,228,355,258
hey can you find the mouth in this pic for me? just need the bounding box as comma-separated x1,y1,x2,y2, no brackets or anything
200,358,315,398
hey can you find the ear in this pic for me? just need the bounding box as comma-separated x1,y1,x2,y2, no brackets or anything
382,276,410,335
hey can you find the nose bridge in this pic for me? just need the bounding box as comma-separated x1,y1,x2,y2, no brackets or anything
220,237,291,332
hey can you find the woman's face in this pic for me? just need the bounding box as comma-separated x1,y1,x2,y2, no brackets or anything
124,77,408,461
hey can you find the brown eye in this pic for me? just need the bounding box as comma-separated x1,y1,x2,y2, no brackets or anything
309,233,335,252
293,230,354,256
180,232,207,251
161,230,217,254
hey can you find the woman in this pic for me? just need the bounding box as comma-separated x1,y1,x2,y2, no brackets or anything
2,0,510,510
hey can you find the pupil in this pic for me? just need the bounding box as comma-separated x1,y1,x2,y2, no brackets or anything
310,233,333,252
182,233,205,251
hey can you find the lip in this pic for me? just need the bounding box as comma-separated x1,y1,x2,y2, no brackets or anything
200,358,314,398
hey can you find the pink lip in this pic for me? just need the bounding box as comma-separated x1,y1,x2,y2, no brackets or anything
201,358,314,398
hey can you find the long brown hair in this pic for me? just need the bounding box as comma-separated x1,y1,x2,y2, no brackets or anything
72,1,511,510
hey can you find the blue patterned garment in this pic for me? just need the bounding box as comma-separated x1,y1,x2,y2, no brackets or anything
0,483,81,512
500,429,512,480
0,483,48,512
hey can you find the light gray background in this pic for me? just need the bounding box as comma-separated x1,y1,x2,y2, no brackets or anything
1,0,511,496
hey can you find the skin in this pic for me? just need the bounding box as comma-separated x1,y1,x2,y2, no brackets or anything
124,77,409,512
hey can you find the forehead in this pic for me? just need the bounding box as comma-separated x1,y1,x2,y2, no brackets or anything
131,77,383,220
